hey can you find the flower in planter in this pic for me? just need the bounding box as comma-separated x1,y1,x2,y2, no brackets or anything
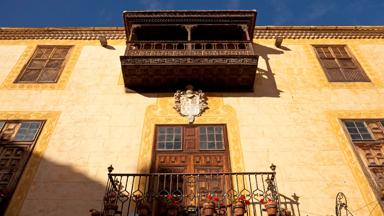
232,195,251,206
260,196,278,216
161,194,182,208
207,193,220,204
232,195,251,216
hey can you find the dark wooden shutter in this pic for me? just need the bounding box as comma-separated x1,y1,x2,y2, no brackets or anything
314,45,370,82
16,46,72,83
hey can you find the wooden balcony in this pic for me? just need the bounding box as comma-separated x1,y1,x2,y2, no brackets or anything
120,41,258,92
120,10,259,93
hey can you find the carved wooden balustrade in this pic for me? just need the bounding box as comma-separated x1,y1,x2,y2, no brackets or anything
100,166,282,216
354,141,384,198
125,41,256,57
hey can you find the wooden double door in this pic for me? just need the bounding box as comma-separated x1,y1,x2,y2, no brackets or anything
151,124,231,174
151,124,231,208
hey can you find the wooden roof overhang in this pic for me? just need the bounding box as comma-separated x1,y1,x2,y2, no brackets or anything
120,10,258,93
122,10,257,39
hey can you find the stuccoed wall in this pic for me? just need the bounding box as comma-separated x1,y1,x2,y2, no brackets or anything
0,37,383,215
0,40,156,215
223,39,384,216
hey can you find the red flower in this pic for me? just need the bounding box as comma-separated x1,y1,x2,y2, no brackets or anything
167,194,173,200
239,195,245,201
260,198,264,204
207,194,213,200
245,200,251,205
213,197,220,202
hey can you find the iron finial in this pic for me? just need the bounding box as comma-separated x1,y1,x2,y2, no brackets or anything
270,163,276,171
108,165,114,173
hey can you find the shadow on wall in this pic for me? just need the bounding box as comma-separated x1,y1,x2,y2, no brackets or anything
251,43,287,98
279,193,301,216
2,153,106,216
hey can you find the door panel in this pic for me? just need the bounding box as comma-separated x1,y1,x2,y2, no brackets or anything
152,125,231,212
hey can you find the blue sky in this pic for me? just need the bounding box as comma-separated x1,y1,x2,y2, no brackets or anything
0,0,383,27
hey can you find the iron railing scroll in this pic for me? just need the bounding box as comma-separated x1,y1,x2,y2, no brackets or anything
100,164,282,216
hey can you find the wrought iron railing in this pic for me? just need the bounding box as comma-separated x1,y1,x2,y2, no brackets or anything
125,41,256,57
100,165,281,216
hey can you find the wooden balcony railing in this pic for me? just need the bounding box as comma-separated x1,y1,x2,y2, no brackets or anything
99,165,284,216
124,41,256,57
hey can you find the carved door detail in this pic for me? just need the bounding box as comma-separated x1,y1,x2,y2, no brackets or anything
152,125,231,209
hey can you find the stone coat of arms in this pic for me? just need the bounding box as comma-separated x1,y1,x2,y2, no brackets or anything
174,85,208,123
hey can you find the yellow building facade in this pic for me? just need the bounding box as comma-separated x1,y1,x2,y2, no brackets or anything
1,13,384,216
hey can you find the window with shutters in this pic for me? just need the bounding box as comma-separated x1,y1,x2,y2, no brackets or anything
0,120,44,214
15,45,72,83
313,45,370,82
342,119,384,201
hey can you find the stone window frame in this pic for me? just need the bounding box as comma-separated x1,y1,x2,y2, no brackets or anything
15,45,73,83
313,45,370,82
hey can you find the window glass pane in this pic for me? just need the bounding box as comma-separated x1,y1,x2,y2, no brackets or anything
174,142,181,150
357,127,369,133
355,121,365,128
174,135,181,142
51,47,70,58
350,134,361,140
14,121,41,141
199,126,225,150
166,135,173,142
156,126,182,150
39,47,54,58
344,121,355,127
38,68,60,82
45,59,63,69
347,128,358,133
19,69,41,82
200,141,207,149
165,142,173,149
215,127,223,134
361,133,373,140
215,134,222,141
28,59,46,69
158,142,165,149
158,134,165,142
200,134,206,141
208,134,214,141
0,121,5,131
33,47,54,59
216,142,224,150
208,142,215,149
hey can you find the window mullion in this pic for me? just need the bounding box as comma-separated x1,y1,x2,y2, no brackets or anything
35,47,55,82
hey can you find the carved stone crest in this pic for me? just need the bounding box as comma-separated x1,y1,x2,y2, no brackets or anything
174,85,208,123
